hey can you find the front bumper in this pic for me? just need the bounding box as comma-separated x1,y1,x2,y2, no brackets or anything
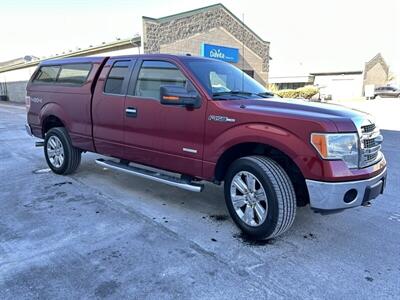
306,167,387,210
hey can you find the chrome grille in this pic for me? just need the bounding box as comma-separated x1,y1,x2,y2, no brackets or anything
364,153,379,162
363,138,377,148
361,123,376,133
359,123,383,168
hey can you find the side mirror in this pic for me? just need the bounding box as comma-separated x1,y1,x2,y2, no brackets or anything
160,85,200,108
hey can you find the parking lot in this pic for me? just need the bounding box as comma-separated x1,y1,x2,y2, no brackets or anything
0,100,399,299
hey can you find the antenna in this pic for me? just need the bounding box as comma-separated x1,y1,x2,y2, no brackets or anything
241,12,245,91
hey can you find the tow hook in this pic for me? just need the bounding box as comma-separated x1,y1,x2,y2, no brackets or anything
35,141,44,147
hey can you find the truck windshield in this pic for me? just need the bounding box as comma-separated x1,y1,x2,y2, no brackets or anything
186,59,274,100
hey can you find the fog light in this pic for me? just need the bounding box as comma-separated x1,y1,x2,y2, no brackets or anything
344,189,358,203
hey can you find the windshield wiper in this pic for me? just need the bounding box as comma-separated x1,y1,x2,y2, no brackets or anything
212,90,275,100
212,91,254,97
257,92,275,98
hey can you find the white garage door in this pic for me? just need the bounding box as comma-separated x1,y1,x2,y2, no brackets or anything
331,78,359,100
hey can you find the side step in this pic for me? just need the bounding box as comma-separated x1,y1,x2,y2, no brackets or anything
95,159,203,193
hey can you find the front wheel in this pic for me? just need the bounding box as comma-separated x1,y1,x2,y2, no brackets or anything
44,127,81,175
224,156,296,240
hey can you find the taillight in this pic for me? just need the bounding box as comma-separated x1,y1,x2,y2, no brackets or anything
25,95,31,111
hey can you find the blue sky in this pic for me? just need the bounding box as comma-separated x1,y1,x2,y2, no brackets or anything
1,0,399,78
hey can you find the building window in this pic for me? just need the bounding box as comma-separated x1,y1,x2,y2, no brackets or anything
242,70,254,78
277,82,308,90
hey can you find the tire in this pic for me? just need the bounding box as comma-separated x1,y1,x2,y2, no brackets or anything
224,156,296,240
44,127,81,175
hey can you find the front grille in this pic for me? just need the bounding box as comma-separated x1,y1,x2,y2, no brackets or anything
361,123,376,133
359,123,383,168
363,138,377,148
363,152,379,165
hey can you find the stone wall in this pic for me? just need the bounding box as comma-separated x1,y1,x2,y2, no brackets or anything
363,53,389,88
143,4,270,83
0,66,35,103
364,63,388,87
2,81,28,103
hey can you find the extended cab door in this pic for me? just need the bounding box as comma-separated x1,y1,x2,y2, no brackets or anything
124,59,207,177
92,58,136,157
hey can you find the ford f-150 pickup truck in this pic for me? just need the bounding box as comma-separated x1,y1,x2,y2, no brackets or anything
26,54,387,240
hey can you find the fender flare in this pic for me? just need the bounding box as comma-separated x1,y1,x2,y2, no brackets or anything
39,102,71,133
206,122,320,180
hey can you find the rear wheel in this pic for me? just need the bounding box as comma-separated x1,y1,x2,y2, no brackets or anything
224,156,296,240
44,127,81,175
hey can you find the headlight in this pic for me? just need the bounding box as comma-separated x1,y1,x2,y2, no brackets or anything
311,133,359,168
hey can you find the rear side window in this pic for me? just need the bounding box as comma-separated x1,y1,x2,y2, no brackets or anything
133,61,187,100
57,64,91,85
34,66,60,83
104,61,131,95
33,63,91,85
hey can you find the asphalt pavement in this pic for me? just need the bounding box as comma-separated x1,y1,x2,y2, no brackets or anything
0,101,399,299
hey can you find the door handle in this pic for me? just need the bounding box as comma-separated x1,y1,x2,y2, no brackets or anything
126,107,137,117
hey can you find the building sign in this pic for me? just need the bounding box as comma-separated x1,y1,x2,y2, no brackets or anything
201,43,239,63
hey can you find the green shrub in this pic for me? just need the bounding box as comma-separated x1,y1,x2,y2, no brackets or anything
276,85,319,99
297,85,319,99
276,89,299,99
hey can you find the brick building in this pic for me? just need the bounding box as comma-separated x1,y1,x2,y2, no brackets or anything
363,53,389,88
142,4,270,85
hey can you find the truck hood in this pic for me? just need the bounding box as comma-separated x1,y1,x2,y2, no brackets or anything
227,98,373,132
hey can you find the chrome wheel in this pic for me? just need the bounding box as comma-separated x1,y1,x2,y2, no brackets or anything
230,171,268,227
46,136,64,168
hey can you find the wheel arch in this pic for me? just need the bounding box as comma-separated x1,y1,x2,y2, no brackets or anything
39,102,70,138
42,115,65,137
214,142,310,206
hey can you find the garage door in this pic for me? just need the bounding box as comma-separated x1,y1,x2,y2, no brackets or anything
331,78,359,100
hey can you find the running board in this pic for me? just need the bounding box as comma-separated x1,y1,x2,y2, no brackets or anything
95,158,203,192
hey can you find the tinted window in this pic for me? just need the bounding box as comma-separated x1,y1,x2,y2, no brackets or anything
34,66,60,83
133,61,187,100
57,64,91,85
104,61,131,94
186,59,272,98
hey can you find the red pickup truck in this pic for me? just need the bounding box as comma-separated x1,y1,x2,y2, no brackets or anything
26,54,387,240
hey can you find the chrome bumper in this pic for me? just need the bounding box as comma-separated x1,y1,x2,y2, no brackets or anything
25,123,33,136
306,168,387,210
